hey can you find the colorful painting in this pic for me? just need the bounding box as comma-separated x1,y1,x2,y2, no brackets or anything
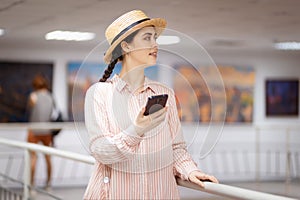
266,79,299,116
0,61,53,122
173,65,255,123
68,62,158,121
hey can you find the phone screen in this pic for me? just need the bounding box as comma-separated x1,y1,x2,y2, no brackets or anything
143,94,168,116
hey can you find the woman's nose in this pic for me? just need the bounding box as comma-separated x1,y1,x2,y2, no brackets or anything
152,39,158,48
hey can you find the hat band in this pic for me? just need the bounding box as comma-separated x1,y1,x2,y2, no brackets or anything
110,18,150,45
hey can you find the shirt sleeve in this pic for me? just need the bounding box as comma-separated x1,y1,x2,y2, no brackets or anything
84,84,143,165
168,91,200,180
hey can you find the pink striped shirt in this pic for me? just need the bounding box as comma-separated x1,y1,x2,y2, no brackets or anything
84,75,199,199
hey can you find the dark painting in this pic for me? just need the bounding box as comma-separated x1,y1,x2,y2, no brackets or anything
0,61,53,122
266,79,299,116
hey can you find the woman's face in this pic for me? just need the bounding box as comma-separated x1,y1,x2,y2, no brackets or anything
123,26,158,67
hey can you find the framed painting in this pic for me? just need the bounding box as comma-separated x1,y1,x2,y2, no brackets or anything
173,65,255,123
0,61,53,122
266,79,299,116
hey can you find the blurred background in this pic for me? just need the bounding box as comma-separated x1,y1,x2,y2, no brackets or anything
0,0,300,199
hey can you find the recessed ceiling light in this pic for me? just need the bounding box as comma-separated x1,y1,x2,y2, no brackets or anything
45,30,95,41
157,35,180,45
0,28,5,36
274,41,300,50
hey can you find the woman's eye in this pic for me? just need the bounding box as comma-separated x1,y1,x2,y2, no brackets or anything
145,37,151,41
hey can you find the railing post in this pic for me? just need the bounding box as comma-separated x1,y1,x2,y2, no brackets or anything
255,127,260,182
23,149,31,200
285,128,291,183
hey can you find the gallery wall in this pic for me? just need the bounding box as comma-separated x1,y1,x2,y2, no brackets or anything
0,45,299,125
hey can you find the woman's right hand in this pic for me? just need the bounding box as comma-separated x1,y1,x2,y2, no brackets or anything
134,107,167,136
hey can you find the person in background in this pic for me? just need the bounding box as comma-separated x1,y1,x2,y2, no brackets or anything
27,74,54,190
84,10,218,199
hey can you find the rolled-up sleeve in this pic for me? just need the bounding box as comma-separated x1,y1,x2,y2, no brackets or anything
84,84,142,164
168,91,200,180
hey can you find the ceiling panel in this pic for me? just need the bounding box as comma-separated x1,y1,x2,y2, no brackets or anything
0,0,299,52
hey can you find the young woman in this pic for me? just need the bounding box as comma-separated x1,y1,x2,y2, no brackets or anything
84,10,218,199
27,74,53,189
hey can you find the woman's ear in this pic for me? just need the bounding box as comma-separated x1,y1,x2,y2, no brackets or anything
121,41,131,53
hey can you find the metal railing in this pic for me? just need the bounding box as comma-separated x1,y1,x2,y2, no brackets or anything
0,137,297,200
255,124,300,183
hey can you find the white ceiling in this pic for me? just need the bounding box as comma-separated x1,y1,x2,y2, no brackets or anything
0,0,300,53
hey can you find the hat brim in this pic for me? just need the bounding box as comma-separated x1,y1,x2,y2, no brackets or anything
103,18,167,64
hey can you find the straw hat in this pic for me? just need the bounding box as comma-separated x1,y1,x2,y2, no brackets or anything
104,10,167,64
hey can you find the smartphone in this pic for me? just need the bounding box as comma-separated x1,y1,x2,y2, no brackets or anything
143,94,168,116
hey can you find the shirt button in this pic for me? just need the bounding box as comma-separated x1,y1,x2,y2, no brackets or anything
103,177,109,184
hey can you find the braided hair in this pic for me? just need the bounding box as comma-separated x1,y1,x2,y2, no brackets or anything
99,30,139,82
99,55,119,82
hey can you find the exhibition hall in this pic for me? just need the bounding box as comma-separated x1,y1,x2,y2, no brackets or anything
0,1,299,199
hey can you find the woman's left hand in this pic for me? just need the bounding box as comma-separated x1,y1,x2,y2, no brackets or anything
188,171,219,188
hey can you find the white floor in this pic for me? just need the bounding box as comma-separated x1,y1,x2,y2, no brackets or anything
27,180,300,200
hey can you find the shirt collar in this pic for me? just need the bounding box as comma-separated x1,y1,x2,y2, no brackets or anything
110,74,156,94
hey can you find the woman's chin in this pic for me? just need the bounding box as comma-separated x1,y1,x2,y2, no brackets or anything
147,60,157,66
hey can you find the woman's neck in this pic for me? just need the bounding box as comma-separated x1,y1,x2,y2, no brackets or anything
119,62,145,92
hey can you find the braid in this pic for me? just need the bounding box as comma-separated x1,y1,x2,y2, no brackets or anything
99,58,118,82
